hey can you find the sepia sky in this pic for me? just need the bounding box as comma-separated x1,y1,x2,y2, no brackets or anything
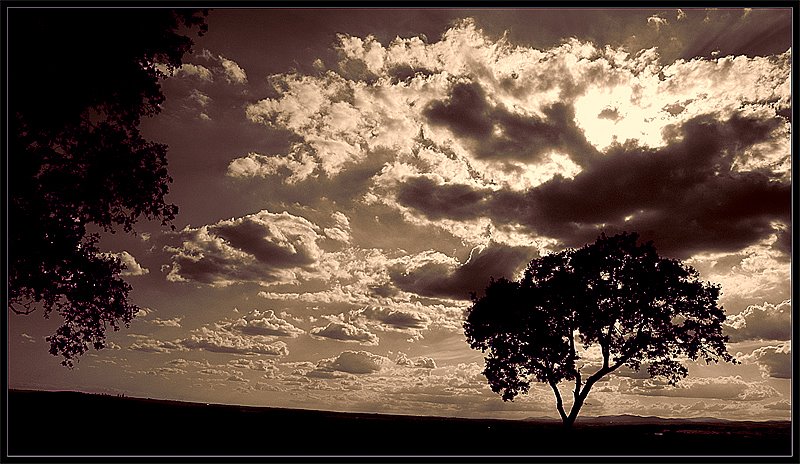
8,7,793,421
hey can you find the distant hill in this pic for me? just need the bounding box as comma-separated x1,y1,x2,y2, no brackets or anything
523,414,742,425
5,390,792,457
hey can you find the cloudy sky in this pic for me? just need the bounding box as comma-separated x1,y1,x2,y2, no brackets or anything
9,7,792,422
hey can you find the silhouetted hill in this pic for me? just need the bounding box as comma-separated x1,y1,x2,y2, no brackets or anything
524,414,745,425
6,390,792,457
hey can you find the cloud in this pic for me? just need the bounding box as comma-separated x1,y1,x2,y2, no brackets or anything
219,56,248,84
395,352,436,369
739,342,791,379
315,350,390,374
647,14,669,31
228,358,278,375
357,306,428,330
197,49,248,84
388,241,536,299
724,300,790,342
763,400,790,411
105,251,149,276
423,81,600,166
323,211,353,243
227,309,305,338
147,317,183,327
181,326,289,356
177,63,213,82
228,149,317,184
394,113,790,258
220,20,790,287
309,321,379,345
187,89,211,107
620,376,781,401
164,210,325,286
128,336,185,353
199,368,229,376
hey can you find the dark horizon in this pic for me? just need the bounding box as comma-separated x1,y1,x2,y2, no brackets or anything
7,390,792,457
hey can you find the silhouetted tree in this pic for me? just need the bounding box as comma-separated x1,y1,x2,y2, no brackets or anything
464,232,735,427
8,8,207,366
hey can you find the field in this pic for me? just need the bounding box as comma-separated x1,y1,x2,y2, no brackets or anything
6,390,792,458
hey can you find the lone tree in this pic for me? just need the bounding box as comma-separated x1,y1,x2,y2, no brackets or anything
8,8,207,366
464,232,735,427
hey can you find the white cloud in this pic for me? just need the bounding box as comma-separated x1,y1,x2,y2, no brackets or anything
199,368,229,376
228,358,278,374
323,211,353,243
227,149,317,184
647,14,669,31
686,233,790,305
310,321,379,346
228,309,305,338
395,352,436,369
315,350,390,374
128,336,185,353
177,63,213,82
219,55,248,84
196,49,248,84
181,326,289,356
148,317,183,328
725,300,791,342
188,88,212,107
763,399,790,411
620,376,781,401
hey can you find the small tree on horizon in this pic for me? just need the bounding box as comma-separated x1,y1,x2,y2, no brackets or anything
464,232,736,427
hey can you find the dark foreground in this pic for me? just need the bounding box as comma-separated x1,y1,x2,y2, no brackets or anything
6,390,792,457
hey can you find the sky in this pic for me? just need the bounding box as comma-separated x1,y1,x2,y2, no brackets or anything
8,7,793,422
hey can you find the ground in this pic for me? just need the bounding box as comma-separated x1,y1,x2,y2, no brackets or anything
5,390,792,458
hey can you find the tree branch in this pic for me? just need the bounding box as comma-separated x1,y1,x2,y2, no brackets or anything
548,380,568,423
9,300,39,315
569,327,581,399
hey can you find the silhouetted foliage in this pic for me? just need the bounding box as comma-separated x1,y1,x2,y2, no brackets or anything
8,8,207,366
464,232,736,427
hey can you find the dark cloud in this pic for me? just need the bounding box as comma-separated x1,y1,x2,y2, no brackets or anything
771,227,791,258
396,176,492,222
597,107,621,121
398,112,790,258
358,307,428,329
423,81,599,166
211,219,317,268
164,210,324,286
389,242,537,300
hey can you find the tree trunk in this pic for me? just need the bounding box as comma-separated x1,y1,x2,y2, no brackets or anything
561,392,586,428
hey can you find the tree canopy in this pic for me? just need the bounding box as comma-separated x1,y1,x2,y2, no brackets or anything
464,232,735,427
8,8,207,366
